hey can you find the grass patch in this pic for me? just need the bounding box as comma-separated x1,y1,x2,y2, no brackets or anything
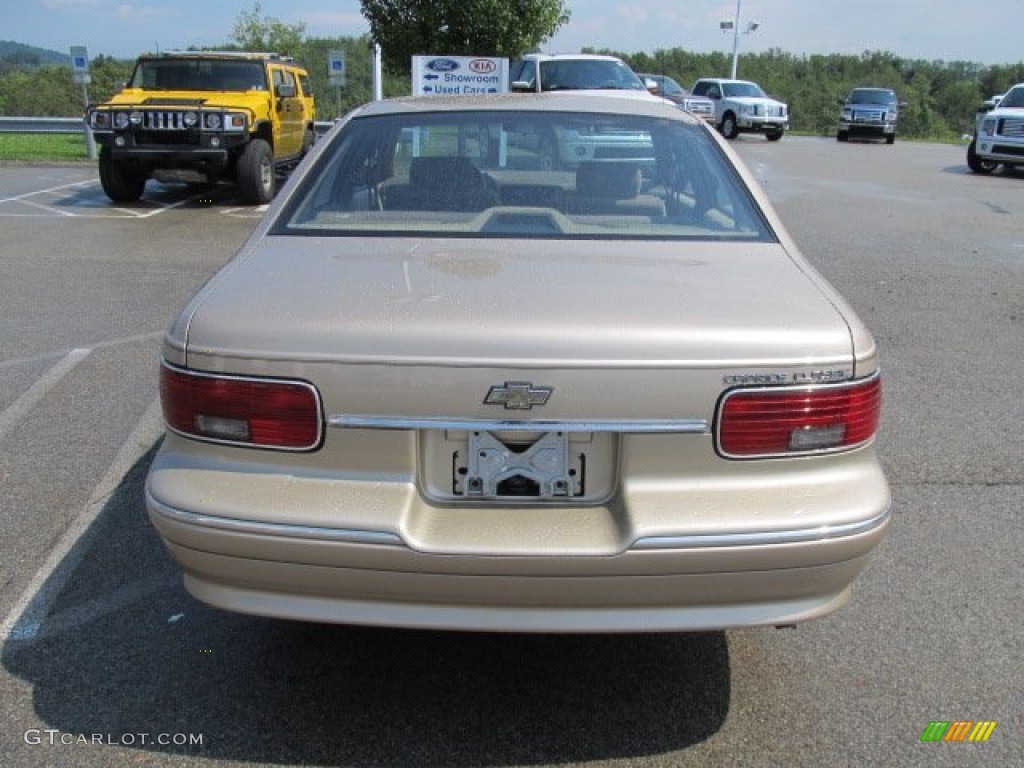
0,133,92,162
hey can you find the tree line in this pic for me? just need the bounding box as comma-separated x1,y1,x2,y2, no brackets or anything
2,38,1021,140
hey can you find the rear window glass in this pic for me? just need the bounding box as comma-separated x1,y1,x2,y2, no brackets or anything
275,108,775,242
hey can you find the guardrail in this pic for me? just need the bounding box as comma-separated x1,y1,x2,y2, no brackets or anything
0,116,86,134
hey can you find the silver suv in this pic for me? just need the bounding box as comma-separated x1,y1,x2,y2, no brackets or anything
691,78,788,141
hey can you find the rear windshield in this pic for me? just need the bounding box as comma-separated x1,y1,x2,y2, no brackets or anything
275,108,775,242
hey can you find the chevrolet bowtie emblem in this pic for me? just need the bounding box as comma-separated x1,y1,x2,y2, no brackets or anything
484,381,554,410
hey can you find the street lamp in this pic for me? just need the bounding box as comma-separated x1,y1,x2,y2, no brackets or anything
720,0,760,79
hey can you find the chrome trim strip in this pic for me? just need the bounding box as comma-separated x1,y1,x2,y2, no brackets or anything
151,495,888,553
149,496,403,546
328,415,709,434
631,508,890,550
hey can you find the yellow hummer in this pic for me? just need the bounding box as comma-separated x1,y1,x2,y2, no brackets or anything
87,51,316,204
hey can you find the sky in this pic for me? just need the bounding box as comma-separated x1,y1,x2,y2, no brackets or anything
7,0,1023,68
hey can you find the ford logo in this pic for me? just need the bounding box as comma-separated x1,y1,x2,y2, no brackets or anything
469,59,496,74
426,58,460,72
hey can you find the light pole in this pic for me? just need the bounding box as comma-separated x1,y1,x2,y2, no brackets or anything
720,0,760,79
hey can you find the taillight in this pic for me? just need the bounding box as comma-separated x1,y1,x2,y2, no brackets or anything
716,375,881,458
160,363,322,450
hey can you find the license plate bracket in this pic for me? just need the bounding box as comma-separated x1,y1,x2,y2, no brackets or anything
457,430,580,499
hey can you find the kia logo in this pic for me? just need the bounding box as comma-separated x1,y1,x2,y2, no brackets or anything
426,58,459,72
469,59,496,74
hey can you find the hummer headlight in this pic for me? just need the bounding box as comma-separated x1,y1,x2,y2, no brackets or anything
113,112,130,129
129,111,143,126
183,111,198,127
91,111,111,129
204,112,222,130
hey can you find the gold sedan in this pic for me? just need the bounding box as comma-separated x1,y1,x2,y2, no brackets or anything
147,93,889,632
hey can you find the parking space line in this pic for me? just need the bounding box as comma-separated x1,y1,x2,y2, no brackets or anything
1,398,164,643
0,179,96,205
0,347,91,442
115,197,195,218
10,196,77,217
0,331,161,372
0,178,199,218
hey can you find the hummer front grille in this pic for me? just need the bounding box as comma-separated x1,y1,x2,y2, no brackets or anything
143,111,193,131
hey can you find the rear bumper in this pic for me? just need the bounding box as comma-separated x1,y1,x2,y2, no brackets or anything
146,436,890,632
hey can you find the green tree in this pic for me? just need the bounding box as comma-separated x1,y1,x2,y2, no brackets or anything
359,0,570,75
0,55,132,116
298,36,410,119
231,1,307,55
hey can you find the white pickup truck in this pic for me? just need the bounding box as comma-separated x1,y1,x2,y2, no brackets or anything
690,78,788,141
967,82,1024,174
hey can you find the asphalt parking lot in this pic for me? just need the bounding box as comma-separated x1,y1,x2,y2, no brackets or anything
0,137,1020,767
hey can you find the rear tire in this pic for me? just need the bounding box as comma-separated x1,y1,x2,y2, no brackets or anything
237,139,275,204
98,147,145,203
885,134,896,145
837,130,849,142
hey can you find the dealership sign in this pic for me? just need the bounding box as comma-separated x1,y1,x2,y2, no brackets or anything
411,56,509,96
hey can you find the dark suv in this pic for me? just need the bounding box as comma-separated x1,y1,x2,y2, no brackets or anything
837,88,903,144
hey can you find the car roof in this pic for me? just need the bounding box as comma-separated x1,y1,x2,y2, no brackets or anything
696,78,755,85
349,92,696,121
519,53,628,62
144,51,299,63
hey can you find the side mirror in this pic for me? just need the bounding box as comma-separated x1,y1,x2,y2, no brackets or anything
277,83,296,98
510,80,533,93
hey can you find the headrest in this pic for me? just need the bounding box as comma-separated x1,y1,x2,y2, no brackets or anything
575,162,642,199
409,156,481,187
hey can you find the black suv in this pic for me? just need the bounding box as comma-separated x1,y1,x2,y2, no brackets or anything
837,88,904,144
